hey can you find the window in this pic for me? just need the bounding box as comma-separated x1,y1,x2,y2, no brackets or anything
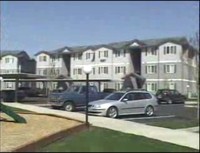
43,69,47,75
164,64,176,73
115,66,126,74
86,53,90,59
78,68,82,75
99,50,108,58
103,83,108,89
146,65,157,74
164,46,177,54
169,82,176,90
151,48,157,55
6,82,13,88
5,58,10,63
98,67,101,74
73,68,82,75
115,83,122,90
133,93,146,100
39,56,47,62
92,68,95,75
73,69,78,75
174,46,176,54
143,93,152,99
98,67,108,74
104,67,108,74
171,46,174,53
147,83,157,92
115,51,121,57
124,93,147,101
166,47,170,54
123,49,126,57
104,51,108,57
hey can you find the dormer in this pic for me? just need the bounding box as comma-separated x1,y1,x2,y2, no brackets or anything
128,39,146,48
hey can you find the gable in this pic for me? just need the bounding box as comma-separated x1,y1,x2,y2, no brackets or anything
130,42,140,47
63,48,70,53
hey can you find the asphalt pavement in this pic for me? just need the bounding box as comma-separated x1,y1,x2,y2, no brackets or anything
18,96,199,123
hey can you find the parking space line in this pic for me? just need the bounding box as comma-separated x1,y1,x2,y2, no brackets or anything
122,115,175,120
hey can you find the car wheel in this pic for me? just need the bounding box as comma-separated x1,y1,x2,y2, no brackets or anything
63,102,75,112
145,106,154,117
106,106,118,118
167,99,173,104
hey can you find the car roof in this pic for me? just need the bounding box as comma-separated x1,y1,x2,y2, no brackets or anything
114,90,151,94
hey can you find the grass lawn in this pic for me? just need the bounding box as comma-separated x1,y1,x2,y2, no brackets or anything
136,117,199,129
39,127,198,152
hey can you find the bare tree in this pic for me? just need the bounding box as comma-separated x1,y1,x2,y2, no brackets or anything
46,56,59,94
189,32,199,119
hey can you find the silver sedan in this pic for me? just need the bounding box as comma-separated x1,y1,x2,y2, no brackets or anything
88,90,158,118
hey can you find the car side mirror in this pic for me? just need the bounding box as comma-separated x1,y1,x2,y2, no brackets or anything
122,98,128,102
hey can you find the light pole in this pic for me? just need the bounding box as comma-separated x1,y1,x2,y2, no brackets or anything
83,65,92,127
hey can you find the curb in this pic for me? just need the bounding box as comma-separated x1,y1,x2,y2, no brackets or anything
11,123,89,152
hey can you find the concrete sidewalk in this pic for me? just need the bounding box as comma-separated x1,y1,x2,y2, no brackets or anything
2,102,199,150
185,101,199,105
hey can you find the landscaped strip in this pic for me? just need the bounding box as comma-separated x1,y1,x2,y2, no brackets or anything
39,127,198,152
136,117,199,129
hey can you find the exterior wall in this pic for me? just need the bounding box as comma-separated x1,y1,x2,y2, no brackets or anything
0,54,36,90
36,53,69,89
0,55,18,72
70,47,129,91
141,42,197,95
71,47,115,80
33,39,198,93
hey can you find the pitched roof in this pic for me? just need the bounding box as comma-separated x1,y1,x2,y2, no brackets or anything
0,50,28,58
34,36,190,56
142,36,188,47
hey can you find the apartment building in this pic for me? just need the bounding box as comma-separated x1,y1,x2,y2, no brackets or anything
35,47,71,89
35,36,198,95
0,50,36,90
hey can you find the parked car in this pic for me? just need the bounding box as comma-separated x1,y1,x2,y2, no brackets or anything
88,90,158,118
48,85,110,111
0,90,26,102
155,89,186,104
102,88,116,93
18,87,41,97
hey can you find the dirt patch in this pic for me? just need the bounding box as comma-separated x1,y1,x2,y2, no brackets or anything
0,112,82,152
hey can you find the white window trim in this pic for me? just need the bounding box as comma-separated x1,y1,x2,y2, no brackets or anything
165,64,176,73
147,65,157,74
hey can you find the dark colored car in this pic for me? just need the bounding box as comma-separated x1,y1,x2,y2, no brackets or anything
102,88,116,93
0,90,26,102
155,89,186,104
18,87,39,97
49,85,110,111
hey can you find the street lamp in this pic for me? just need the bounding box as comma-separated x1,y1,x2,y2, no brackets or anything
83,65,92,127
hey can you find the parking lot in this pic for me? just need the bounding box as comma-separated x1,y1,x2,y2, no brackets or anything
20,97,199,128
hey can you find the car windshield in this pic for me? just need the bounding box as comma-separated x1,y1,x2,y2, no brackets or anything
66,86,80,92
104,92,125,100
